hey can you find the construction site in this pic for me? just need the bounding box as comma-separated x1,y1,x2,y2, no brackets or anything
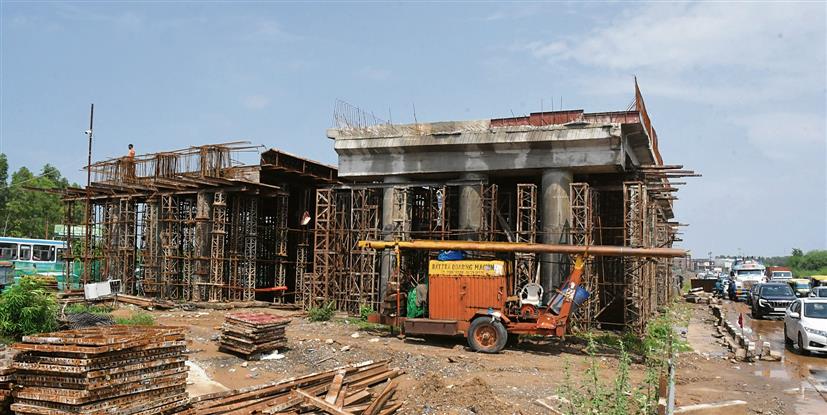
6,83,824,415
0,82,721,415
58,83,695,335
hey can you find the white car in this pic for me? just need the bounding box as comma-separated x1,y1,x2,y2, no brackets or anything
810,286,827,298
784,298,827,354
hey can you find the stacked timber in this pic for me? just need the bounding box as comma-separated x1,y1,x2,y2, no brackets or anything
10,326,189,415
30,276,58,291
218,312,289,359
56,290,86,304
176,360,402,414
0,367,12,415
117,294,176,310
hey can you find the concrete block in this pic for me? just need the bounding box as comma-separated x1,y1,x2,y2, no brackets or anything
734,348,746,361
674,400,748,415
761,341,771,357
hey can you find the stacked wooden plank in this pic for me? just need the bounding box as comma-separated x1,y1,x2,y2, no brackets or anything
10,326,189,415
56,290,86,305
117,294,176,310
176,360,402,415
218,313,289,359
30,276,58,291
0,367,13,415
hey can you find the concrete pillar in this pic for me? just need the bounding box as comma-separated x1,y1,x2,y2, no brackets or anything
458,173,486,240
194,191,213,302
540,169,572,300
380,176,408,305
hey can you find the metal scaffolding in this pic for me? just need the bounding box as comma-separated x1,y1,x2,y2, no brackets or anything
514,184,537,292
569,183,599,330
480,184,498,241
61,143,290,304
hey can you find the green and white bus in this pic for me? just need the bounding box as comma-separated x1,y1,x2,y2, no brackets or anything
0,236,80,290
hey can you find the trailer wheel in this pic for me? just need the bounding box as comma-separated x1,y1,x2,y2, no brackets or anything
468,317,508,353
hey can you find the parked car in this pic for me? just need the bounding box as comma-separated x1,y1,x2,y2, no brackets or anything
810,286,827,298
750,283,796,319
788,278,812,297
784,298,827,354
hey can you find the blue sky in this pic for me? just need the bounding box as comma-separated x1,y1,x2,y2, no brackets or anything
1,1,825,257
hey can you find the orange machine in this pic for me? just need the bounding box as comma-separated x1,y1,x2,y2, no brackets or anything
358,240,685,353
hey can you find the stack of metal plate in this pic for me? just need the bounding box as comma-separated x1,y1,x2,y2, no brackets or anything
218,313,289,359
10,326,189,415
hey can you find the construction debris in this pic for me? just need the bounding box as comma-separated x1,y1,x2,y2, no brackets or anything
218,313,290,359
61,312,114,330
174,360,401,415
117,294,176,310
10,326,189,415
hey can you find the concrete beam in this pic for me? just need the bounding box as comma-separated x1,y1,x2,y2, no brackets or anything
338,143,623,178
334,124,626,179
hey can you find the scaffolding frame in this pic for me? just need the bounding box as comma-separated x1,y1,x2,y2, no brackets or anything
514,184,537,291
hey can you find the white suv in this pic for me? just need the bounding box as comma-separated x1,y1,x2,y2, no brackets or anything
785,298,827,354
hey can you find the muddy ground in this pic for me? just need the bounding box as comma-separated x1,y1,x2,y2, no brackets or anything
115,301,827,414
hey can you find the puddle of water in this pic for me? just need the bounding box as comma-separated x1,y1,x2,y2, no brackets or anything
753,368,791,380
720,300,827,410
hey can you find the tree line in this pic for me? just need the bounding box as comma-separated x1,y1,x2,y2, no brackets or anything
0,153,75,239
760,249,827,277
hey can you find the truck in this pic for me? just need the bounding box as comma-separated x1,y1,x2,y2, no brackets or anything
359,239,685,353
730,259,766,301
766,266,793,282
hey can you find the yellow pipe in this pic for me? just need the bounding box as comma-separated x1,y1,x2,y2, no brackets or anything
357,239,685,258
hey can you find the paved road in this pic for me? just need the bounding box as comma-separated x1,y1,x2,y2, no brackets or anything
721,300,827,413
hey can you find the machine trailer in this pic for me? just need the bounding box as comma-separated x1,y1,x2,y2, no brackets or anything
358,240,685,353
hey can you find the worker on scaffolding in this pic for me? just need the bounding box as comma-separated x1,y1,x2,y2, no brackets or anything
124,144,136,180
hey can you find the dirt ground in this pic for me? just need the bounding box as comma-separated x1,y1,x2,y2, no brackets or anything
115,301,827,414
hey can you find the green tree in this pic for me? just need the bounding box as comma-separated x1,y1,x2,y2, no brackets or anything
0,154,9,213
2,164,69,238
789,248,804,269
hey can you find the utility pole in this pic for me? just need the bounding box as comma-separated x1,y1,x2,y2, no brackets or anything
82,104,94,285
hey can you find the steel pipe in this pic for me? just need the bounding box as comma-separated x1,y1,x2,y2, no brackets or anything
357,239,686,258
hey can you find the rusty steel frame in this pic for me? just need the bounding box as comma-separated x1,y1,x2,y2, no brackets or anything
209,191,227,302
514,184,537,292
569,182,599,331
480,184,498,241
310,189,334,308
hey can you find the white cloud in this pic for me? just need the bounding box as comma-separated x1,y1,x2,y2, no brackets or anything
731,112,826,161
527,3,824,73
524,2,825,105
242,95,270,110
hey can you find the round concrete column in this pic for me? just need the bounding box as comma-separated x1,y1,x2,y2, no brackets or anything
458,173,486,240
540,169,572,300
380,176,408,305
